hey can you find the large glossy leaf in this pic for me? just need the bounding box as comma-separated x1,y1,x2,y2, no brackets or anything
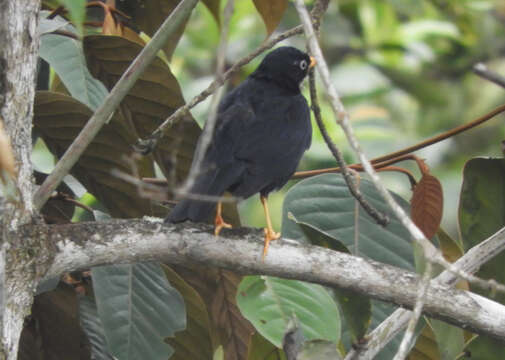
82,35,200,189
91,262,186,360
252,0,288,36
162,265,216,360
459,157,505,357
39,26,108,110
79,295,115,360
292,220,372,344
172,265,254,360
282,174,415,357
282,174,415,270
237,276,341,348
34,91,162,218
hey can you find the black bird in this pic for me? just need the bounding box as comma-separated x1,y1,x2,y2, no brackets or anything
166,46,315,256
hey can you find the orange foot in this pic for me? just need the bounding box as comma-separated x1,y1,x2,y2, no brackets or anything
262,227,280,259
214,214,232,236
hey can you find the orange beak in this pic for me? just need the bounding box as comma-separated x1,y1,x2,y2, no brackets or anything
309,56,316,68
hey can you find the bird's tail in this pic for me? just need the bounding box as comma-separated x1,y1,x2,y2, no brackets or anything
165,164,243,223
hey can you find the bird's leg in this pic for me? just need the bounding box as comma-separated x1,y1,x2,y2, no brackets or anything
214,201,232,236
260,195,280,259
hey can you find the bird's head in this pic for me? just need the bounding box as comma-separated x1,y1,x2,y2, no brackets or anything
251,46,316,93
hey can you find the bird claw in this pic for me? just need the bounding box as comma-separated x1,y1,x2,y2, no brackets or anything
214,216,232,236
262,228,280,259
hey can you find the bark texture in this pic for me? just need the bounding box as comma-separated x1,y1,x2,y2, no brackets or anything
0,1,41,359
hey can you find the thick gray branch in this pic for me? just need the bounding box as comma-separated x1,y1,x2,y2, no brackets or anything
34,219,505,341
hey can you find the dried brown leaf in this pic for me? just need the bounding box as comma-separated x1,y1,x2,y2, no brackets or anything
34,91,163,218
253,0,288,36
172,265,254,360
411,174,444,239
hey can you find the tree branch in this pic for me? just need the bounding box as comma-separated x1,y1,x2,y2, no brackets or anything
345,226,505,359
30,219,505,341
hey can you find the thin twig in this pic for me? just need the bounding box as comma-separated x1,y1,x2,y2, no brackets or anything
393,262,432,360
33,0,200,211
134,1,330,155
473,63,505,89
292,102,505,180
308,69,388,225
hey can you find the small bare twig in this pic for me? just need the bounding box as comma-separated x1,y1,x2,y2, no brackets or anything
473,63,505,89
393,262,433,360
308,69,389,225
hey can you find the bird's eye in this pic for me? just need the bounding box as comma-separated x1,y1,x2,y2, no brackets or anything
299,60,308,70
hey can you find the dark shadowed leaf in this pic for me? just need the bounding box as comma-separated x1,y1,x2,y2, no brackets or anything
34,91,162,218
459,157,505,357
172,265,254,360
18,283,91,360
79,295,115,360
253,0,288,36
91,262,186,360
162,265,216,360
237,276,340,348
411,173,444,239
34,170,76,224
82,35,201,191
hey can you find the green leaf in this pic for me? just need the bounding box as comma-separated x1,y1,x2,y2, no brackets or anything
282,174,415,271
237,276,340,348
39,26,108,110
79,296,115,360
282,174,415,356
252,0,288,36
55,0,86,35
291,219,372,343
91,262,186,360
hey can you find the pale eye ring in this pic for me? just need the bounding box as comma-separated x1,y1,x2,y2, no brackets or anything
299,59,308,70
